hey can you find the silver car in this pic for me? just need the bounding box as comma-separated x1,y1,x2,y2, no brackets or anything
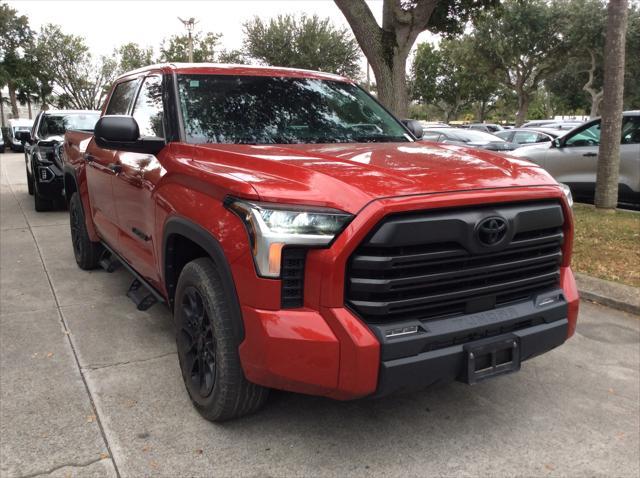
512,111,640,206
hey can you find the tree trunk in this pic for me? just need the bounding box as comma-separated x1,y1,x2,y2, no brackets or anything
583,49,604,119
476,100,488,123
373,51,410,118
588,92,603,119
0,90,5,128
334,0,437,117
595,0,628,210
8,83,19,118
27,97,32,119
515,92,530,127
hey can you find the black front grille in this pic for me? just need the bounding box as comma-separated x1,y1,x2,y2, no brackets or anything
281,248,307,308
346,201,564,323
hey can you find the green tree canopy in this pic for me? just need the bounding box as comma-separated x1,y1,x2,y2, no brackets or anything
159,32,220,63
0,3,33,117
335,0,498,116
36,24,117,110
473,0,568,125
411,36,500,122
243,14,361,78
115,42,153,74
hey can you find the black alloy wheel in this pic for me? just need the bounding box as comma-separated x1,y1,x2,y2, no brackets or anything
179,286,217,399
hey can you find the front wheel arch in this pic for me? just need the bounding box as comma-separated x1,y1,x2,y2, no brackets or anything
163,216,245,342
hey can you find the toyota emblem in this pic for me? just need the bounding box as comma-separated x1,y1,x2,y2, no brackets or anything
476,216,508,246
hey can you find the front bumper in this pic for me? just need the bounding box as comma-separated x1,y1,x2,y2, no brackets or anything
35,163,64,200
235,187,579,399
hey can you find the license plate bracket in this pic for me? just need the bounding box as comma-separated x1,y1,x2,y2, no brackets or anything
464,335,521,384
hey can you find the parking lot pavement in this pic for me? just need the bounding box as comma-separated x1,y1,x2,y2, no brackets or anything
1,151,639,478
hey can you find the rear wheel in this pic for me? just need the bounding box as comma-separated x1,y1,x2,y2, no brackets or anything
69,192,102,269
175,258,268,421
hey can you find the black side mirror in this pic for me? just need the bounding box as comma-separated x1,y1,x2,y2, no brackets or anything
94,116,164,155
402,119,424,139
552,138,561,148
15,131,31,143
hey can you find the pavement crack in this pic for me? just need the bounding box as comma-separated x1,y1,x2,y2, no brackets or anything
18,456,108,478
82,351,177,371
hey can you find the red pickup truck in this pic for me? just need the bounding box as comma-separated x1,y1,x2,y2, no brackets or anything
63,63,579,421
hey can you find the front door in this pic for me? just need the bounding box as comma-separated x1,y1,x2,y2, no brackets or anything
544,120,601,200
112,75,166,284
85,78,141,248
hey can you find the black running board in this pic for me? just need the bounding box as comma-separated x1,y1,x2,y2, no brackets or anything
100,242,166,310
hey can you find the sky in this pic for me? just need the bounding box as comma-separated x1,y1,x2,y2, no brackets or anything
7,0,435,73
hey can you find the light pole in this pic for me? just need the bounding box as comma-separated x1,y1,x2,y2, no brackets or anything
178,17,198,62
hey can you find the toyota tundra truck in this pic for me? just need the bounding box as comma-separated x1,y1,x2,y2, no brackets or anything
63,63,579,422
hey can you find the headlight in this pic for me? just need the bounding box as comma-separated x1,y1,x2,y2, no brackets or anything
227,198,353,278
559,183,573,208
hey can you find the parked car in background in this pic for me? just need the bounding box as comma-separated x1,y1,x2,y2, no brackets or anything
540,122,584,131
0,135,4,153
418,120,450,129
511,111,640,206
21,110,100,211
7,118,34,152
495,128,560,146
522,119,583,129
467,123,504,133
422,127,519,151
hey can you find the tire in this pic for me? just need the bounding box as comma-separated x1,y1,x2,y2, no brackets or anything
26,165,34,195
175,257,268,422
34,187,52,212
69,192,102,269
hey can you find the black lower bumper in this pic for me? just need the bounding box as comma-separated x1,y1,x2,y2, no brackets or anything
35,163,64,200
369,290,569,397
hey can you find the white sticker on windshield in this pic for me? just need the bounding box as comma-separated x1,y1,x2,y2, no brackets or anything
189,80,200,88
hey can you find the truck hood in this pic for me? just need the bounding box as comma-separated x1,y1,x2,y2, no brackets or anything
193,141,558,214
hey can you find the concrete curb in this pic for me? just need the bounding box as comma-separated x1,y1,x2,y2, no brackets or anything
575,272,640,316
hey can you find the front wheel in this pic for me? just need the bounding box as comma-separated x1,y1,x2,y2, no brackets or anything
34,187,52,212
69,192,102,269
175,258,268,421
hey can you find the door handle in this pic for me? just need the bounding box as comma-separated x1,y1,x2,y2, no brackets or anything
583,152,598,157
108,163,122,174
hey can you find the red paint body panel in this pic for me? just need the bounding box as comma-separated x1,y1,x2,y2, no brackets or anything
63,64,579,400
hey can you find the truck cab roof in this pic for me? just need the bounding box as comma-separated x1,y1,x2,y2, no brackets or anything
115,63,351,84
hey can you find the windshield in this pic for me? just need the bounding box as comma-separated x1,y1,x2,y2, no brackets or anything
177,74,410,144
38,113,100,138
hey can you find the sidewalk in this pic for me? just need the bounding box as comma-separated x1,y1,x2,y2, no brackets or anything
576,273,640,316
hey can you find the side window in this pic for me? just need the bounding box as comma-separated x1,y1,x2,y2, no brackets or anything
514,131,540,144
132,76,164,138
536,133,552,143
565,122,601,147
622,117,640,144
105,79,139,115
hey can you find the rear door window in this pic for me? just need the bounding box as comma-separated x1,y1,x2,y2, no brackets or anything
106,79,140,115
